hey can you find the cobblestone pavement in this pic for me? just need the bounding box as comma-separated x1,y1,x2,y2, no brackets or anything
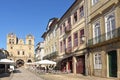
10,68,43,80
38,73,119,80
0,68,119,80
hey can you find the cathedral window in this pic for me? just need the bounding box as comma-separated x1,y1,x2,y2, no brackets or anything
18,51,20,55
23,51,25,55
9,39,11,44
29,40,32,45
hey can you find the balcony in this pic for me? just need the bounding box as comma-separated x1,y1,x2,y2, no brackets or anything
65,24,71,33
43,51,58,59
88,27,120,47
65,47,72,54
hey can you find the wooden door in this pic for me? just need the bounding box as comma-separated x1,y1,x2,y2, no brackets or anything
108,50,117,77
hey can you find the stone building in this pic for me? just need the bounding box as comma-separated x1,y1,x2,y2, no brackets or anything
42,18,59,61
87,0,120,78
35,42,44,61
7,33,34,67
58,0,87,74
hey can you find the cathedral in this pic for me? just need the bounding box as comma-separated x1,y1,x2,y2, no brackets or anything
7,33,34,67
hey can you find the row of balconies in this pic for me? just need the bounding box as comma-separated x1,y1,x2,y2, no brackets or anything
88,27,120,47
46,27,120,58
61,27,120,54
43,51,58,60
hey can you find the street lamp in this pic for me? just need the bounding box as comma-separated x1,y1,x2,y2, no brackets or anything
81,35,85,42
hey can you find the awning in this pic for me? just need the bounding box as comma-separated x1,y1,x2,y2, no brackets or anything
0,59,15,64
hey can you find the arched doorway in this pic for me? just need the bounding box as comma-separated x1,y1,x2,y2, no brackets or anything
16,59,24,67
27,59,32,63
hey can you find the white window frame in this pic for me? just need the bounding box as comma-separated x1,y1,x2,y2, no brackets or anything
105,12,116,40
94,53,102,69
93,21,100,44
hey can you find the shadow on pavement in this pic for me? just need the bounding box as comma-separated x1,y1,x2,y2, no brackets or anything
13,69,21,73
0,73,10,78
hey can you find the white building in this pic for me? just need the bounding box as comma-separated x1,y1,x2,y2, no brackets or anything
35,42,44,61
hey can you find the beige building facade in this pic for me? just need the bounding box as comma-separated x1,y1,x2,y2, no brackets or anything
87,0,120,78
7,33,34,67
42,18,59,61
58,0,87,74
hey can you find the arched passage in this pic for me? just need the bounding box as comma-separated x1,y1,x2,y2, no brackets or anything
27,59,32,63
16,59,24,67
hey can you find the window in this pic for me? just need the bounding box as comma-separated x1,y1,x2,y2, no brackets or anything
74,32,78,47
92,0,99,5
18,51,20,55
11,47,13,49
60,26,62,35
93,21,101,44
94,53,102,69
68,36,72,50
63,23,66,32
9,39,11,44
23,51,24,55
105,13,115,40
60,41,62,52
29,40,32,45
29,54,31,58
74,12,78,23
12,39,14,44
29,47,31,50
80,29,84,44
68,17,71,26
80,6,84,18
63,39,66,51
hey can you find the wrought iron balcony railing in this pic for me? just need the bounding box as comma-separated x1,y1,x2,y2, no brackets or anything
43,51,58,59
65,46,72,54
88,27,120,47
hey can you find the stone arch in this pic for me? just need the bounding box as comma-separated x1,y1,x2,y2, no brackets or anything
27,59,32,63
16,59,24,67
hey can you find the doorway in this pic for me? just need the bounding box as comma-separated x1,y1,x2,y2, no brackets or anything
108,50,117,77
16,59,24,67
76,55,85,74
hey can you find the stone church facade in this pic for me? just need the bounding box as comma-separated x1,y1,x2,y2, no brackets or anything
7,33,34,67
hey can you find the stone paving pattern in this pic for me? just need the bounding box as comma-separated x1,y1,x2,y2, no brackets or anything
0,68,119,80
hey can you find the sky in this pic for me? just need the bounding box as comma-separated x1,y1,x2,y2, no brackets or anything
0,0,75,49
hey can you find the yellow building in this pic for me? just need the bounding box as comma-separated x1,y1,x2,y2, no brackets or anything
58,0,87,74
42,18,59,61
87,0,120,78
7,33,34,67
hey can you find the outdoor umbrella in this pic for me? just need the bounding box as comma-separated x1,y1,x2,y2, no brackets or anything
0,59,15,73
35,60,56,65
0,59,14,64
